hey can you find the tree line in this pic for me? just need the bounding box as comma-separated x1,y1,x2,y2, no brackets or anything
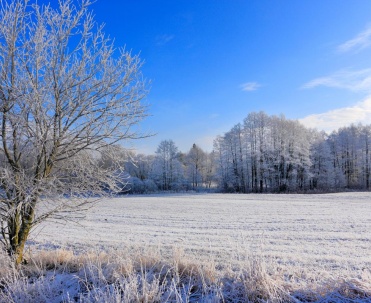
124,141,216,193
125,111,371,193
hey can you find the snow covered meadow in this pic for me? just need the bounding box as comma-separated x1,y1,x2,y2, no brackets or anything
33,192,370,273
1,192,370,302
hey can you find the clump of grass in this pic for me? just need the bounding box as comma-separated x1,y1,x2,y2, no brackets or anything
291,278,371,302
0,246,370,303
0,249,15,281
220,256,291,303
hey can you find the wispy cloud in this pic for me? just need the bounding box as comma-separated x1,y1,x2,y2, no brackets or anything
240,82,261,92
155,34,174,46
338,25,371,53
299,97,371,132
302,69,371,92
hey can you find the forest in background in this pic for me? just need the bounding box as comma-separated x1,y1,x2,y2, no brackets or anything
123,111,370,193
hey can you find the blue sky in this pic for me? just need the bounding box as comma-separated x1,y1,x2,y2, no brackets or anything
51,1,371,153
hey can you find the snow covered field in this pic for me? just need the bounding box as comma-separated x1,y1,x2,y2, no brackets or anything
32,192,371,277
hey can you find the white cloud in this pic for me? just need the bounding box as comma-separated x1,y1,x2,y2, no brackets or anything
156,34,174,46
240,82,261,91
209,113,219,119
338,25,371,53
302,69,371,92
299,97,371,132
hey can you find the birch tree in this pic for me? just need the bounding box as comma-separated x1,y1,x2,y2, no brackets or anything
214,112,316,193
360,125,371,189
153,140,183,190
0,0,147,264
185,144,206,190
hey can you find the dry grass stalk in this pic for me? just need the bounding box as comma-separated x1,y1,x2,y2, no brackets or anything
0,247,369,303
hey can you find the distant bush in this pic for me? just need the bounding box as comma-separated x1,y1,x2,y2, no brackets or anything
142,179,158,192
127,177,158,194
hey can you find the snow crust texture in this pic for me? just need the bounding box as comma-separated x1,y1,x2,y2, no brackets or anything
35,193,371,274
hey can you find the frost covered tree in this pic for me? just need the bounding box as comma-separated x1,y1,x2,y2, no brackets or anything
152,140,184,190
326,124,371,190
204,151,216,188
360,125,371,189
213,112,315,193
124,153,155,181
309,131,334,190
212,112,371,193
0,0,147,264
124,153,158,193
185,144,206,189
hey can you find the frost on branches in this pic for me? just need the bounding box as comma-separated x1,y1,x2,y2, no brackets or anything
0,0,148,264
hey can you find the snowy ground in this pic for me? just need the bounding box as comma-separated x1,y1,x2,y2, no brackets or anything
31,192,371,278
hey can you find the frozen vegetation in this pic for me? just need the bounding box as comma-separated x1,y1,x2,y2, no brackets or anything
1,193,370,302
125,115,371,194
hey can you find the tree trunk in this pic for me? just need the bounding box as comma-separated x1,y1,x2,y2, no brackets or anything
7,204,35,266
366,134,369,190
14,224,31,266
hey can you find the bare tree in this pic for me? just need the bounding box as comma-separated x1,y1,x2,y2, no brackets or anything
0,0,148,264
153,140,183,190
186,144,206,190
